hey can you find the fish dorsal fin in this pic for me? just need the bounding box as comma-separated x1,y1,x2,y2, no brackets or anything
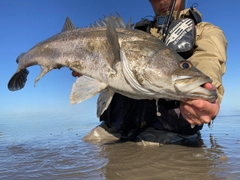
89,13,134,29
62,16,76,32
106,19,121,69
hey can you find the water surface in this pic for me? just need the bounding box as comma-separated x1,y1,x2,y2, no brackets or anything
0,113,239,180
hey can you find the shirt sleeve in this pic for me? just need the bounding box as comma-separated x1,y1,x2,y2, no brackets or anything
188,22,228,103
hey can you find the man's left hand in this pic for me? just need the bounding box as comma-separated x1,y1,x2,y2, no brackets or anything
180,83,220,126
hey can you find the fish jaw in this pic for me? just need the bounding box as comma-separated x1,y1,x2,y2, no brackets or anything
172,74,218,102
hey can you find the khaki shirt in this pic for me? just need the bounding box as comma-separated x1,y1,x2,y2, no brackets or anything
150,8,227,103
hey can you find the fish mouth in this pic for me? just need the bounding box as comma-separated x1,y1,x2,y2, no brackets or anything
188,84,218,103
174,75,217,102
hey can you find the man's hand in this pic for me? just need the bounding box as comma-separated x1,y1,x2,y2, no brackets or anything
180,83,220,126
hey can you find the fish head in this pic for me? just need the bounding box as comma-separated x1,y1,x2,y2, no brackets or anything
170,60,217,102
120,39,217,102
139,48,217,102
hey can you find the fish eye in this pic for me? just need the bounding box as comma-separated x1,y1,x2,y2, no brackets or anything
180,61,192,69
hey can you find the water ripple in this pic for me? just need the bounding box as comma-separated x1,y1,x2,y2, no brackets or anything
0,114,239,179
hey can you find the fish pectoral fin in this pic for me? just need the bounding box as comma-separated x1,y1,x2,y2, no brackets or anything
70,76,107,104
8,68,29,91
97,89,114,117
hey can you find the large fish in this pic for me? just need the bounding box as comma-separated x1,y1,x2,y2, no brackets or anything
8,14,217,117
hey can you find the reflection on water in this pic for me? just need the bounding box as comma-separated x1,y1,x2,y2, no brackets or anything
0,113,239,180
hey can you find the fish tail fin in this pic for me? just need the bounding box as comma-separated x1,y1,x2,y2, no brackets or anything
8,68,29,91
8,52,29,91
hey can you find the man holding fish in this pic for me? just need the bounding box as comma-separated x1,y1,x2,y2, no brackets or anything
9,0,227,144
76,0,227,144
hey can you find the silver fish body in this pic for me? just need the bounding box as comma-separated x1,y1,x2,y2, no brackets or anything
8,15,217,116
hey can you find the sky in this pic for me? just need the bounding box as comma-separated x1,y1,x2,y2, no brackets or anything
0,0,239,118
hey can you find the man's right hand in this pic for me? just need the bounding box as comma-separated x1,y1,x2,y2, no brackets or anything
72,71,81,77
180,83,219,126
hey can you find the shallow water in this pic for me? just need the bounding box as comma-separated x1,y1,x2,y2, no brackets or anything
0,113,239,180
